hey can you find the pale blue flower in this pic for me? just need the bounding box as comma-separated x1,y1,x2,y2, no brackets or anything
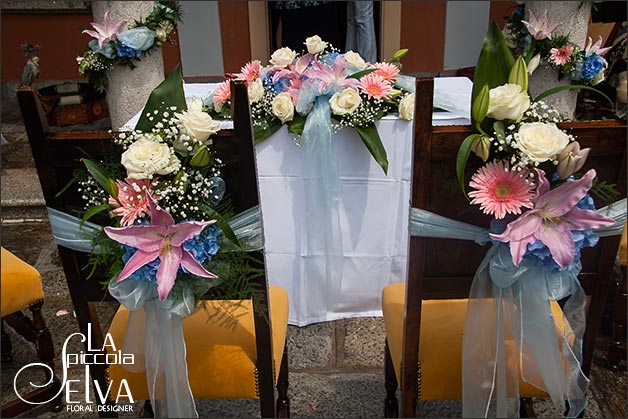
117,27,155,51
89,39,116,59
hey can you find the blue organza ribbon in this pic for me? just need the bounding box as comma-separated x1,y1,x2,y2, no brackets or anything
300,96,344,307
410,199,626,418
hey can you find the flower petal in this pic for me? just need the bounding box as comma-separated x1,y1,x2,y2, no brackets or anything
104,225,166,252
536,169,596,217
180,250,218,279
170,220,216,247
537,222,575,267
563,207,616,230
491,213,542,266
117,249,158,282
147,194,174,227
156,246,182,301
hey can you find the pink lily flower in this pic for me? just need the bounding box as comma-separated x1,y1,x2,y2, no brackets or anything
491,169,615,268
305,56,360,94
83,10,126,48
522,10,560,40
104,196,218,301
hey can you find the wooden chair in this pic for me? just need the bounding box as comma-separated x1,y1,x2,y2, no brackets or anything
17,80,290,418
0,247,64,417
608,225,627,369
382,77,627,417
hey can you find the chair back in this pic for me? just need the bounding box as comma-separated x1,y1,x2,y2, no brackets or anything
17,80,278,416
398,77,627,415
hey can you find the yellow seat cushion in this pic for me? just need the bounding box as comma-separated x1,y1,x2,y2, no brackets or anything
619,225,627,266
382,282,569,400
108,285,288,400
1,247,44,317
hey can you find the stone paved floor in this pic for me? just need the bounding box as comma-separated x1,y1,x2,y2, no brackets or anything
1,97,626,418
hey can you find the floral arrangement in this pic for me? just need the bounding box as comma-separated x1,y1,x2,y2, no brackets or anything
458,21,616,271
209,35,414,174
78,1,182,93
503,6,611,86
75,67,244,303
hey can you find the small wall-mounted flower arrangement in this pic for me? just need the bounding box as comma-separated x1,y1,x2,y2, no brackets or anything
77,1,182,93
504,6,611,86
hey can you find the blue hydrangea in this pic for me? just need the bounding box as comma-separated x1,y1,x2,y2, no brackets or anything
318,52,341,66
120,224,220,282
523,194,600,271
580,54,605,81
182,223,220,264
116,43,142,58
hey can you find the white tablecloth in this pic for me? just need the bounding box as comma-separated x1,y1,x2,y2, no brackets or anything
123,78,472,325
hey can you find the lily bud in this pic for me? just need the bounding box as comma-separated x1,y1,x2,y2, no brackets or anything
509,57,528,92
527,54,541,75
190,145,211,168
557,142,590,179
471,135,492,162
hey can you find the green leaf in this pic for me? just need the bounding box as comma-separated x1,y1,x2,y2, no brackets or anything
456,134,480,195
508,56,528,92
287,113,306,136
189,145,211,167
472,84,490,123
493,121,505,142
82,158,118,198
82,204,110,222
254,120,282,144
534,84,613,106
347,68,377,79
355,124,388,175
472,20,515,105
135,64,186,132
390,48,409,62
199,204,240,247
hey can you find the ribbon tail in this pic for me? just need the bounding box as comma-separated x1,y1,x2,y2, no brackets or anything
301,96,344,311
144,301,198,418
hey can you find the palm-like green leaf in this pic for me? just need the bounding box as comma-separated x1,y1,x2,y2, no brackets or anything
355,124,388,175
472,20,515,105
456,134,480,195
135,64,186,132
534,84,613,106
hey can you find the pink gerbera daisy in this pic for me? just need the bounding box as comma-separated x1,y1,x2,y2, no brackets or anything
237,59,261,83
468,161,535,219
213,80,231,111
109,178,156,226
373,62,400,81
359,73,393,99
549,45,574,66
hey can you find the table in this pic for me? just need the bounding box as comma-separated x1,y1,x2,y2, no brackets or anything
123,77,473,326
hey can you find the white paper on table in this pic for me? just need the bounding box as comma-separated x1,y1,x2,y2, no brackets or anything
256,120,413,326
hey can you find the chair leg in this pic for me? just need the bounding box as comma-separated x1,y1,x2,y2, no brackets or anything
1,320,13,362
142,400,154,418
29,300,63,413
276,344,290,418
3,310,36,343
519,397,536,418
608,264,627,370
384,339,399,418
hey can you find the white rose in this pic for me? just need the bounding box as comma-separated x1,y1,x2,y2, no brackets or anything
248,78,265,103
304,35,327,55
175,98,221,143
486,83,530,121
329,88,362,116
398,93,415,120
270,47,296,68
271,92,294,123
516,122,570,163
344,50,367,71
121,136,181,179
